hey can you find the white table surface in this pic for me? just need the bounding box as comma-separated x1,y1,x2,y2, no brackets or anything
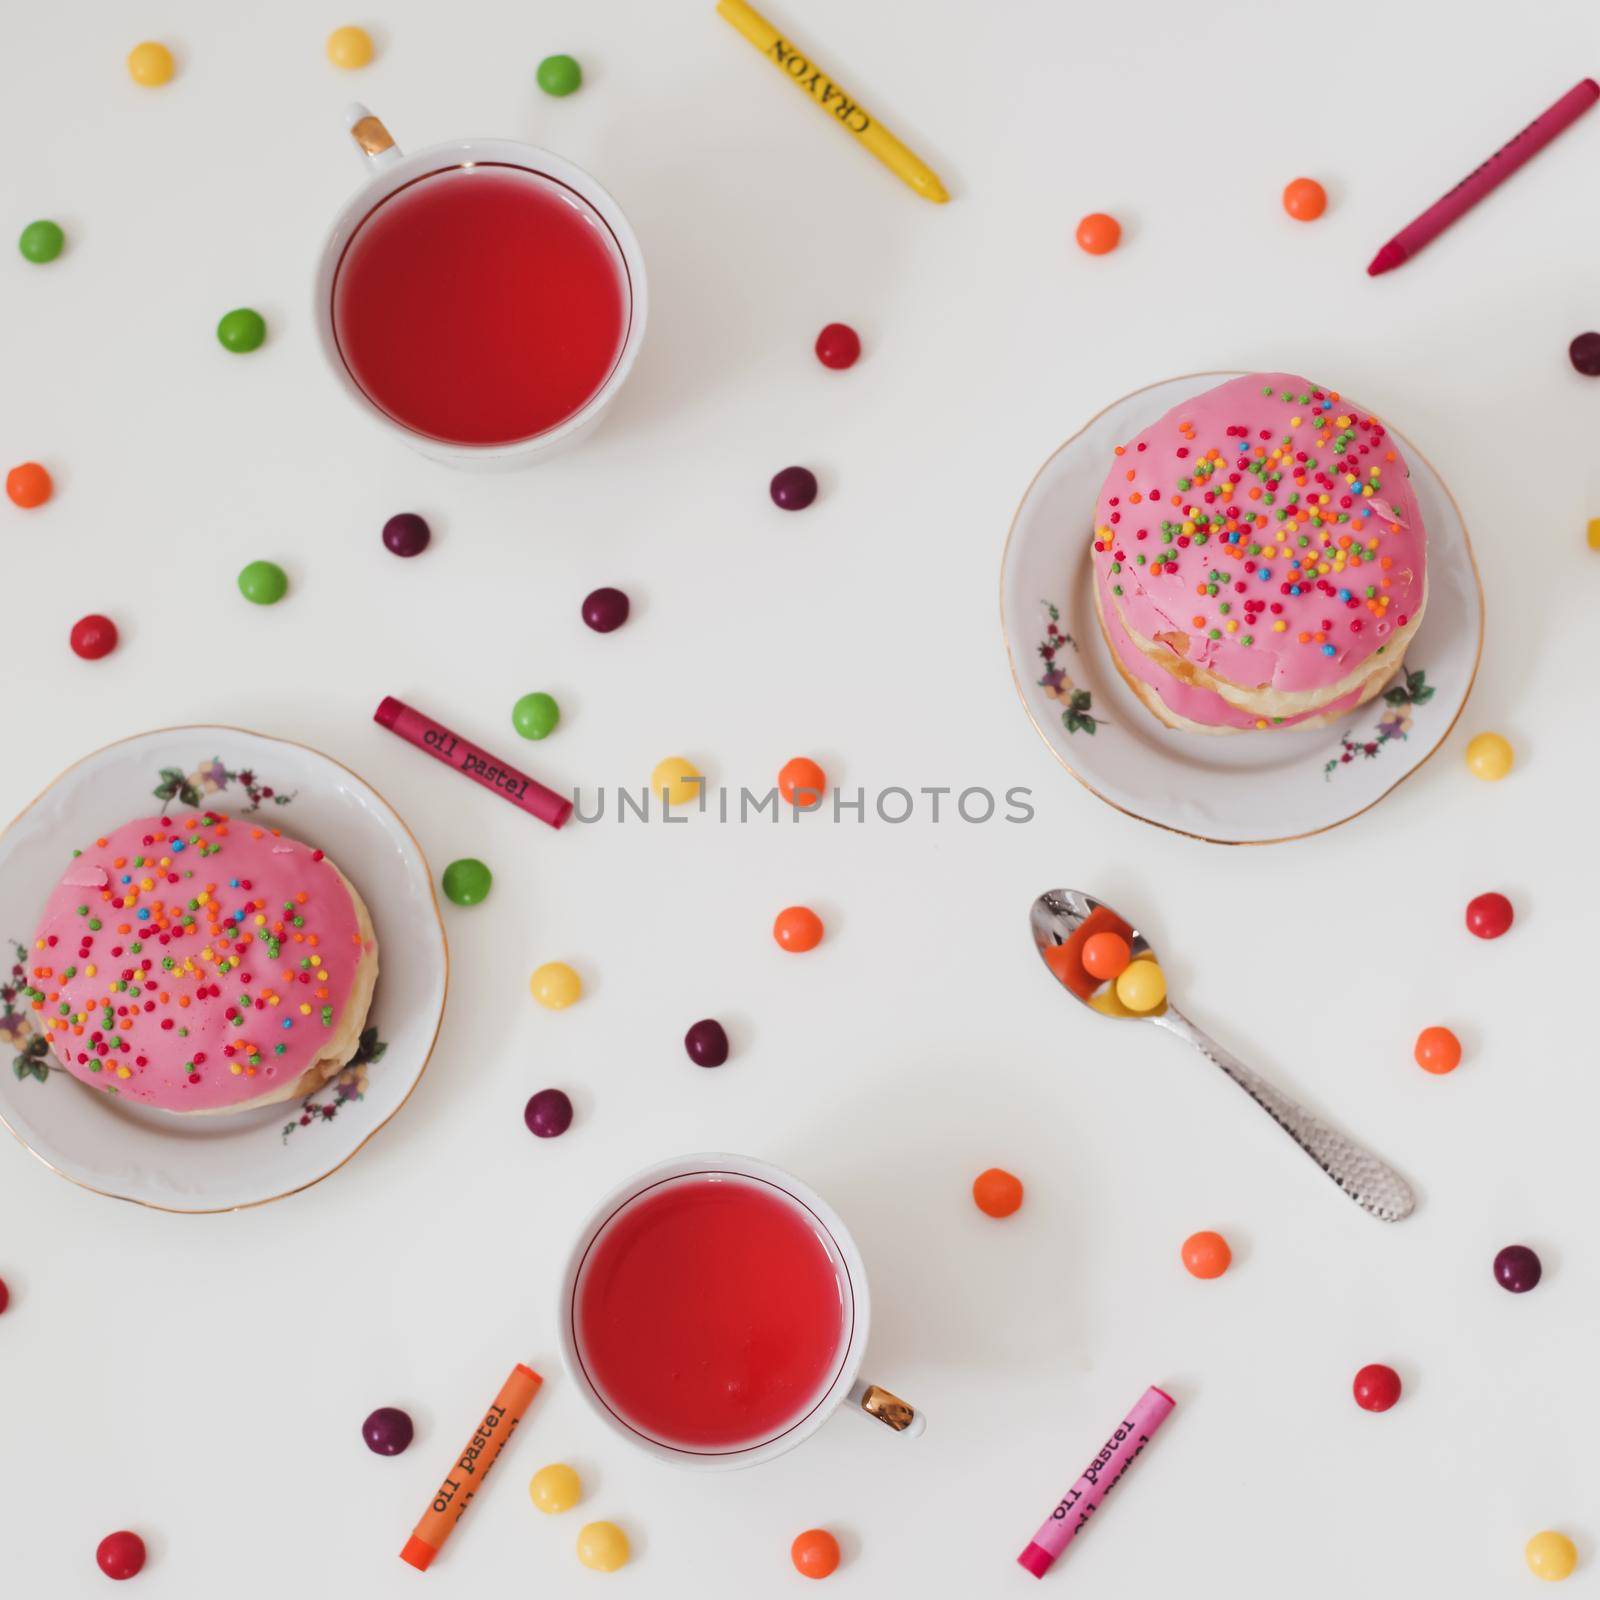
3,1,1597,1593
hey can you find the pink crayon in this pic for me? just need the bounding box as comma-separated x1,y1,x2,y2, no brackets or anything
1368,78,1599,275
1017,1386,1175,1579
374,696,572,829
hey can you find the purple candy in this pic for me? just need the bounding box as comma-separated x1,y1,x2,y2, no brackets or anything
382,513,431,558
1570,332,1600,376
362,1406,414,1456
525,1087,573,1138
770,465,818,511
582,587,630,633
1493,1244,1542,1293
684,1018,729,1068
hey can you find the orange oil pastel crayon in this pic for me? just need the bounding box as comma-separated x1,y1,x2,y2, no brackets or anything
400,1363,543,1571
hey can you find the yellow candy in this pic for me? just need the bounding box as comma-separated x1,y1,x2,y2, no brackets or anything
127,41,175,87
530,961,582,1010
1526,1531,1577,1582
576,1521,630,1573
529,1463,582,1514
1115,958,1166,1014
651,756,702,808
1465,732,1513,782
326,25,374,69
1587,518,1600,551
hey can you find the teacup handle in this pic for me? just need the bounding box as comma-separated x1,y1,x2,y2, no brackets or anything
344,102,403,173
846,1379,925,1439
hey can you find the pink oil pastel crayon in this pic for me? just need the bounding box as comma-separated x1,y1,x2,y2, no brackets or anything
374,696,573,829
1367,78,1599,275
1016,1385,1175,1579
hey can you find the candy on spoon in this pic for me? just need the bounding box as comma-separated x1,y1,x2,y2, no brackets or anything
1030,889,1416,1221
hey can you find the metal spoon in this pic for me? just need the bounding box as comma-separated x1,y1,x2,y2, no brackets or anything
1030,888,1416,1223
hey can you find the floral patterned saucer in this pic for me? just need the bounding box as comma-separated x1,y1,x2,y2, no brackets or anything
1000,374,1483,844
0,727,446,1210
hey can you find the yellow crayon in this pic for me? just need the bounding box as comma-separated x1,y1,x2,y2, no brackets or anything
715,0,949,203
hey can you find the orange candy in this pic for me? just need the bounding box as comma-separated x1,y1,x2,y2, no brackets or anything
778,756,827,809
1075,212,1121,255
1282,177,1327,221
791,1528,841,1580
972,1167,1023,1218
773,905,823,953
6,461,52,508
1413,1026,1462,1075
1181,1230,1231,1279
1081,932,1131,981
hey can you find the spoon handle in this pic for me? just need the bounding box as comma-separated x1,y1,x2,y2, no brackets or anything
1154,1007,1416,1222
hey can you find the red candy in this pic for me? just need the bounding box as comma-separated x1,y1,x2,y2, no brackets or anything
70,614,118,660
6,461,52,508
1465,891,1513,940
1352,1363,1401,1412
0,1276,8,1314
96,1531,147,1580
814,323,860,370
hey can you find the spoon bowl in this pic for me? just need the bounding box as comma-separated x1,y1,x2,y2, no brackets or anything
1030,888,1416,1223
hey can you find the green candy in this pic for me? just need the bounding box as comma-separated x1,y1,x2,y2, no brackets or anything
513,692,560,740
442,858,492,907
536,53,582,96
18,220,64,264
217,307,266,353
237,560,288,605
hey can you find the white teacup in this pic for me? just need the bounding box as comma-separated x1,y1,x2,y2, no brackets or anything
557,1153,924,1470
313,104,647,468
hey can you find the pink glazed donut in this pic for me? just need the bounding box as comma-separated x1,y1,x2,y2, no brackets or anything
1091,373,1427,723
23,813,378,1113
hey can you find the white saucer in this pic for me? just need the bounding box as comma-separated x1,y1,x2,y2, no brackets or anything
0,727,447,1210
1001,373,1484,844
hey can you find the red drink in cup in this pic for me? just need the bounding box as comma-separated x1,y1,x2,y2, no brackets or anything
315,106,646,466
574,1172,851,1452
559,1156,923,1468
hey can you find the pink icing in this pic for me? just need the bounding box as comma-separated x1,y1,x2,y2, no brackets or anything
1092,373,1425,694
24,814,368,1112
1096,563,1365,729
